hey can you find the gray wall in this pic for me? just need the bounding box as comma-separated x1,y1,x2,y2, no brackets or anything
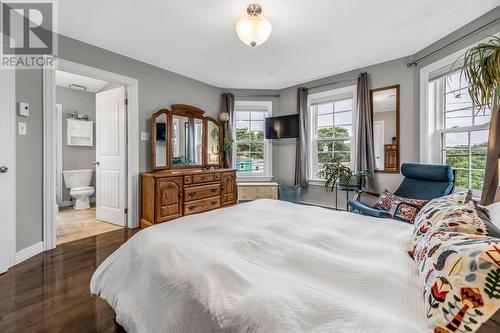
56,86,96,203
15,34,222,251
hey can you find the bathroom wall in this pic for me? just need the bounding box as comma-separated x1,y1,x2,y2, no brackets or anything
56,86,96,204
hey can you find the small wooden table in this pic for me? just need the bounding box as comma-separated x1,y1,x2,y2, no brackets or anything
237,182,279,202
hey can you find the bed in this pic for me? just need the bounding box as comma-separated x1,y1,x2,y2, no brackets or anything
91,199,427,332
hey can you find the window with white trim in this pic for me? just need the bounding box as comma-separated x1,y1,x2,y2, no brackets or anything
308,86,357,182
429,70,490,193
233,101,272,180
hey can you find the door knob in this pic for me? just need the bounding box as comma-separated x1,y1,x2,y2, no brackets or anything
0,166,8,173
94,161,100,166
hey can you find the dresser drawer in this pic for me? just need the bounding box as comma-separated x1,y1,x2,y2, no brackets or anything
184,197,220,215
184,184,221,202
192,173,216,184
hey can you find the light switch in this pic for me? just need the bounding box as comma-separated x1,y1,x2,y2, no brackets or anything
18,102,29,117
141,132,150,141
18,122,27,135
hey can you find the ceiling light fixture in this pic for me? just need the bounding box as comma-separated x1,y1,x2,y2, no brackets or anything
235,4,272,47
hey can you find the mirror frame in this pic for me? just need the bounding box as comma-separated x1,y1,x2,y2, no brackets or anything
204,116,223,167
151,109,170,170
370,84,400,174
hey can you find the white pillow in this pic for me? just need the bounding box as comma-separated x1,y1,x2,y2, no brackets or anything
486,201,500,229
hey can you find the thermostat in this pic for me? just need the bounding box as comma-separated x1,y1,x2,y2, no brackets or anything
18,102,29,117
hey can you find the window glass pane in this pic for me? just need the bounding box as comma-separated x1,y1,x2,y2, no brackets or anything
334,152,350,165
470,130,488,170
251,120,264,132
334,99,352,112
317,103,333,115
317,141,333,153
317,113,333,128
474,107,491,125
251,112,265,121
445,71,468,92
471,171,485,190
454,170,469,189
334,125,352,137
235,111,250,121
235,122,250,140
445,109,473,128
445,88,473,111
334,111,352,126
317,127,334,139
444,149,469,169
444,132,468,148
317,153,332,164
334,140,351,151
236,143,250,153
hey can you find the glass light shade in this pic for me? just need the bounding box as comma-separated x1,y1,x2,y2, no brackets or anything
219,112,230,122
236,15,272,47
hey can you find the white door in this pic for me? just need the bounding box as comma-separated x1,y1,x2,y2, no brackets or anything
95,87,126,226
373,121,384,170
0,69,15,273
56,104,63,210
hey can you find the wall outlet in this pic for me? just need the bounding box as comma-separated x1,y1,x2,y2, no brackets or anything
141,132,150,141
18,102,29,117
18,122,27,135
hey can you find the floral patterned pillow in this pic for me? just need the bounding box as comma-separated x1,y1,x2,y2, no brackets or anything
410,192,473,254
413,230,500,333
374,190,428,222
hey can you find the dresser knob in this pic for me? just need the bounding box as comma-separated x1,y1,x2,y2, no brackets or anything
211,188,217,193
188,191,197,196
189,205,196,210
211,201,217,205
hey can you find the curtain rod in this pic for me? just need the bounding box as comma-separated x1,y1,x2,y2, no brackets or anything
306,76,358,90
407,17,500,67
233,94,280,98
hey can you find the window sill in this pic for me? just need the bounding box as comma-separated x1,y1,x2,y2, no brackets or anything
308,179,326,186
236,176,273,182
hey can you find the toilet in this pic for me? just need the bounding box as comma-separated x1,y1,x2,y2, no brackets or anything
62,169,95,210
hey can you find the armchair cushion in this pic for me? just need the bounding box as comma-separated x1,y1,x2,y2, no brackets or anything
395,164,455,200
347,199,391,218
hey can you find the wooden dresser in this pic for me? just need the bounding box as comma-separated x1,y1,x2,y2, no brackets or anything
140,169,237,228
384,144,398,172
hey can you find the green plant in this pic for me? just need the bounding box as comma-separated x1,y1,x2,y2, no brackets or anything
318,158,371,191
457,36,500,110
216,137,234,156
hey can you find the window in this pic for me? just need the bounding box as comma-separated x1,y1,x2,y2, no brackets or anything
308,86,356,182
233,101,272,180
431,70,490,193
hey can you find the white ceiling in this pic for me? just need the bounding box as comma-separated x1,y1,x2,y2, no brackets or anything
58,0,499,89
56,70,109,93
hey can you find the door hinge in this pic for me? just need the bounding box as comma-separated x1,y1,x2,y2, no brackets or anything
124,208,128,214
124,99,128,107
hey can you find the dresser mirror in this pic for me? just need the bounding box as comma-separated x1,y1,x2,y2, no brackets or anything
370,85,400,173
151,104,223,170
206,118,221,166
151,110,169,170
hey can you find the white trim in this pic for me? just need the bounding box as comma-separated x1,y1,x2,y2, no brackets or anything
56,103,63,206
2,69,16,271
419,36,495,163
15,242,44,265
43,58,140,251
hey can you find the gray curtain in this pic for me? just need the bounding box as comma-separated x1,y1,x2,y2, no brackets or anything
221,93,235,168
295,87,309,187
481,105,500,205
355,72,376,187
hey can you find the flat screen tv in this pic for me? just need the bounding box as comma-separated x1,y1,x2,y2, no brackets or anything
265,114,299,139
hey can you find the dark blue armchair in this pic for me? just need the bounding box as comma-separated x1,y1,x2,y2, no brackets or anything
347,163,456,219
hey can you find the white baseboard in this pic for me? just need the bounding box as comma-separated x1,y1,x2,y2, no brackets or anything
15,241,45,264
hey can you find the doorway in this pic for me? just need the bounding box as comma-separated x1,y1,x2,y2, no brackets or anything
43,59,139,251
55,70,126,245
0,69,15,273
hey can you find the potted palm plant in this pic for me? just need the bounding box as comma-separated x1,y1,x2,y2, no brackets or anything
318,159,371,192
457,36,500,204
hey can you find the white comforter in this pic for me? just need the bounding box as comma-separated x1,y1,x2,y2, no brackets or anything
91,199,426,333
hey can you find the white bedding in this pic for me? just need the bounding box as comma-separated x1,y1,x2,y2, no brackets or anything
91,199,427,333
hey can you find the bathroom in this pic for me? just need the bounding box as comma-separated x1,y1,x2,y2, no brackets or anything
56,70,125,245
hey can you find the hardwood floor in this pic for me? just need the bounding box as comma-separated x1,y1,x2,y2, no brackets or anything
0,228,139,333
57,206,123,245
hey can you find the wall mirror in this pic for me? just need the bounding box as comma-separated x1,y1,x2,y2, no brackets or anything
206,118,221,166
370,85,400,173
151,110,169,170
172,115,204,167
